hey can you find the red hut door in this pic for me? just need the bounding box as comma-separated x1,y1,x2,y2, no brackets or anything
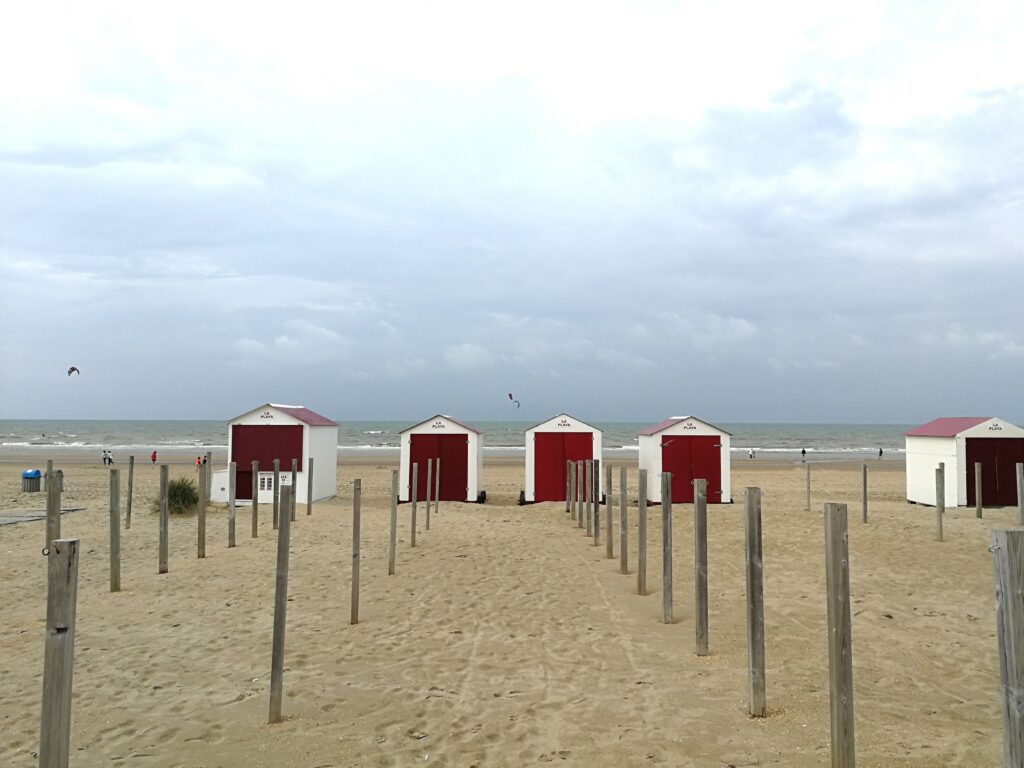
661,435,721,504
410,433,469,501
966,438,1024,506
533,432,593,501
231,424,303,500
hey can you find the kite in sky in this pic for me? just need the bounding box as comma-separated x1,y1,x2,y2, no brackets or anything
67,366,80,376
508,392,520,409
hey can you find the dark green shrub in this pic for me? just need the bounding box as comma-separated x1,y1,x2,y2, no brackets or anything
151,476,199,514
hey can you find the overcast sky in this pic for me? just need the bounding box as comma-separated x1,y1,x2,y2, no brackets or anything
1,1,1022,424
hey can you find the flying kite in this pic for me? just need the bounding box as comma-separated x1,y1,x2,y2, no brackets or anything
507,392,520,409
67,366,80,376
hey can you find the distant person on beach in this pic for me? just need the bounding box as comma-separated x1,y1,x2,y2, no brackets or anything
151,450,157,464
879,448,883,459
202,455,207,465
101,450,107,466
749,449,754,459
196,456,201,469
801,448,806,462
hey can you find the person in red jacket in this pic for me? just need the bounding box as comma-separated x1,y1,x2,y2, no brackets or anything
151,450,157,464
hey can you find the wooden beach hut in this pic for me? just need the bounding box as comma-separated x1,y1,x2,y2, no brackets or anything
399,415,484,503
523,413,603,503
905,417,1024,507
211,403,338,504
638,416,732,504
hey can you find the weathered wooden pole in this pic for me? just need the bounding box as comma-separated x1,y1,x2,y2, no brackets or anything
388,470,398,576
806,462,811,512
290,459,298,522
272,459,281,530
824,502,855,765
268,485,292,724
585,460,593,537
425,458,433,531
351,479,361,625
976,461,984,519
619,466,628,575
205,451,212,497
411,463,418,548
434,458,441,515
694,478,709,657
306,457,314,516
661,473,673,623
159,465,169,574
125,455,135,529
577,461,585,529
638,469,648,595
936,463,945,542
38,538,80,768
605,463,613,559
861,464,867,524
228,461,237,548
992,528,1024,766
568,461,576,520
746,487,766,717
46,459,61,549
197,463,207,559
109,468,121,592
1018,463,1024,526
251,460,259,538
565,460,572,514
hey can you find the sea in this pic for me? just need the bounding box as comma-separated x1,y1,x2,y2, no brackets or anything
0,419,911,462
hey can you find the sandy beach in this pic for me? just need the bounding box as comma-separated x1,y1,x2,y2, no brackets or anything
0,455,1009,766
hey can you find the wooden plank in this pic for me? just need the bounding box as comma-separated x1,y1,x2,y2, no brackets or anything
425,458,433,531
593,459,601,546
159,464,169,574
290,459,298,522
861,464,867,524
109,468,121,592
205,451,212,498
992,528,1024,766
198,463,207,559
619,466,628,575
1017,463,1024,527
745,487,766,716
269,486,293,724
351,479,361,625
38,538,80,768
976,461,984,519
661,473,673,623
585,460,593,537
694,478,709,657
411,463,418,548
806,463,811,512
638,469,648,595
272,459,280,530
824,502,855,765
936,463,945,542
434,458,441,516
565,460,572,515
568,461,576,520
125,455,135,529
251,460,259,538
577,461,585,529
307,457,314,516
228,461,237,548
45,459,60,549
388,470,398,575
605,463,613,558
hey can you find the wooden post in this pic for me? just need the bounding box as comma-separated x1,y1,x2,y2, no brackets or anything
593,459,601,545
272,459,280,530
109,468,121,592
806,462,811,512
619,466,628,574
992,528,1024,765
228,461,237,548
661,473,673,623
861,463,867,524
38,538,80,768
605,463,613,559
568,461,576,520
125,455,134,529
745,487,766,717
46,459,61,549
434,458,441,515
824,502,855,764
411,463,418,548
306,457,314,516
638,469,648,595
976,461,984,519
290,459,297,521
936,463,945,542
268,486,292,724
425,458,433,531
388,470,398,576
159,465,169,574
577,461,585,529
566,460,572,514
205,451,213,498
1018,463,1024,527
198,463,207,559
251,460,259,538
585,460,593,537
351,479,361,625
694,478,709,657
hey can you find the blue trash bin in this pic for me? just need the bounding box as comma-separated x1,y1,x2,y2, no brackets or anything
22,469,42,492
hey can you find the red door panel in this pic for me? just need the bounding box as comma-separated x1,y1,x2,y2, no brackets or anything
661,435,722,504
533,432,594,502
691,436,723,503
968,437,1024,506
236,470,253,500
410,434,469,501
231,425,303,470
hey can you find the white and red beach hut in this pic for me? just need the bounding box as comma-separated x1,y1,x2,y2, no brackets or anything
211,403,338,504
905,417,1024,507
399,415,484,503
638,416,732,504
523,413,603,503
